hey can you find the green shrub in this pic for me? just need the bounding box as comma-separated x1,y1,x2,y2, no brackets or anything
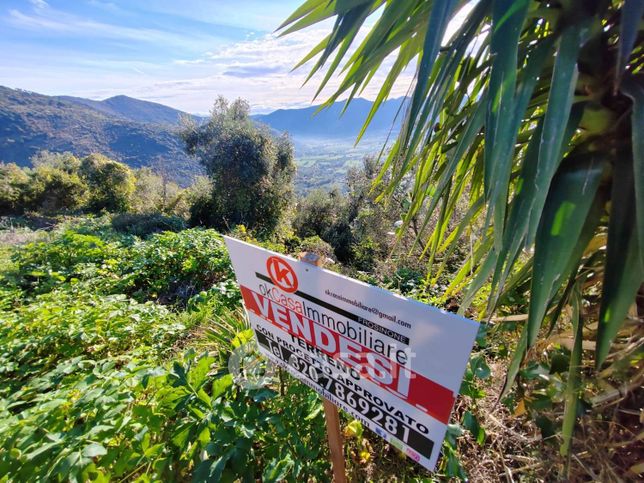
122,228,233,303
6,151,200,220
111,212,186,237
131,166,184,215
0,218,331,482
0,346,329,482
7,230,127,295
298,235,334,260
0,355,162,481
186,279,241,314
293,189,341,239
0,163,31,215
0,288,184,391
4,225,235,306
80,154,136,213
29,165,88,214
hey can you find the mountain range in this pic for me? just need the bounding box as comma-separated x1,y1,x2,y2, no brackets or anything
57,94,192,126
0,86,402,187
252,97,404,139
0,86,199,185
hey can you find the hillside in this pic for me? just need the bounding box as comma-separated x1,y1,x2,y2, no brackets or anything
57,94,193,125
252,97,405,138
0,86,400,191
0,87,200,185
252,97,403,192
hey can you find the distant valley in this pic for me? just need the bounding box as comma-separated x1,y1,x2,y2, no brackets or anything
0,86,402,191
252,97,404,139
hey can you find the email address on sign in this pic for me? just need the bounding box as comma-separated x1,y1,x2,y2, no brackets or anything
324,289,412,329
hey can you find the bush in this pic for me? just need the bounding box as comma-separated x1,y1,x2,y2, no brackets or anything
80,154,136,213
111,212,186,237
293,188,342,239
0,151,204,221
0,219,330,482
30,151,80,171
0,344,329,482
292,158,404,267
187,186,217,227
0,152,142,216
122,228,233,303
0,163,31,215
131,167,184,215
6,230,127,295
3,223,235,306
298,236,335,260
29,164,88,214
0,289,180,391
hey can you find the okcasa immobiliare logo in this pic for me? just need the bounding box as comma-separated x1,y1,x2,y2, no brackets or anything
266,256,298,293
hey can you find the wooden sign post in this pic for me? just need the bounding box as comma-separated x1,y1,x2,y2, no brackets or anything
322,398,348,482
299,252,347,483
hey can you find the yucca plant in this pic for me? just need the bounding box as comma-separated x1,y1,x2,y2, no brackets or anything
280,0,643,460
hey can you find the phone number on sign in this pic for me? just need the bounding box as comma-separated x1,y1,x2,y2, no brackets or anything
277,346,434,459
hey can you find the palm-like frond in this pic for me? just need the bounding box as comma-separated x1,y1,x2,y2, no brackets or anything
280,0,643,394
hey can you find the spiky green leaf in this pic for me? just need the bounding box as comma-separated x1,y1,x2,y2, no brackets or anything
596,154,644,366
527,155,605,347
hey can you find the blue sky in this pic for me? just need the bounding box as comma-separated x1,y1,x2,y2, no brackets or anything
0,0,352,113
1,1,474,114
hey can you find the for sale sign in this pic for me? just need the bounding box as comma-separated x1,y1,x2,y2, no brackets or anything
224,237,479,471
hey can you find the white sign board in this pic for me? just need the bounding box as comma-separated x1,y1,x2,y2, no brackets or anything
224,236,479,471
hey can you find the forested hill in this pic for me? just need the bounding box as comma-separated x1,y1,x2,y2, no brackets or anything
57,94,192,125
0,86,200,185
252,96,405,138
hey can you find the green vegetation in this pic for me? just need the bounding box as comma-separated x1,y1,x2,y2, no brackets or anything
0,152,198,219
0,222,334,482
182,97,296,236
293,138,376,193
294,157,411,270
1,1,641,477
0,219,490,481
1,130,639,479
0,85,396,193
79,154,136,213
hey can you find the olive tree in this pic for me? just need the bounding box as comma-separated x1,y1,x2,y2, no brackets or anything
182,97,295,237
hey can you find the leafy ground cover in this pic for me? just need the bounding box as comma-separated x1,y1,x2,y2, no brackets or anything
0,218,639,481
0,221,332,482
0,219,494,482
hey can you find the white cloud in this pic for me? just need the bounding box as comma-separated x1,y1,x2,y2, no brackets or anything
176,28,328,72
6,8,225,49
159,27,415,113
28,0,48,10
2,5,418,114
